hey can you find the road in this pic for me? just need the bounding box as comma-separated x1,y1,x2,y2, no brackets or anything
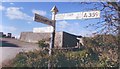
0,38,40,68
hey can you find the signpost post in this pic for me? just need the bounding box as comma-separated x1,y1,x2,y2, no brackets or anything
48,6,58,69
50,6,58,55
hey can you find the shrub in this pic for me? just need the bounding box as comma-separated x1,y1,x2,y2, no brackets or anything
11,48,118,67
38,40,49,48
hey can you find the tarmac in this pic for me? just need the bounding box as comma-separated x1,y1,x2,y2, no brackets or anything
0,38,40,68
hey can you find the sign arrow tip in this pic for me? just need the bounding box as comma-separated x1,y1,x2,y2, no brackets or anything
51,5,59,13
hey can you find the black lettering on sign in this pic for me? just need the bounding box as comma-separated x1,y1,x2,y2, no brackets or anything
84,13,87,17
91,12,98,17
88,13,92,17
92,12,96,17
95,12,98,17
87,12,95,17
68,13,73,17
83,12,99,18
34,13,54,26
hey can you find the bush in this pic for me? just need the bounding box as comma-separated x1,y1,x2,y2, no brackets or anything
38,40,49,48
83,34,118,47
11,48,118,67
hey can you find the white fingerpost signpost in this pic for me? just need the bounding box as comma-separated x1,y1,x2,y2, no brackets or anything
34,6,58,56
34,5,100,68
34,6,100,55
34,6,58,69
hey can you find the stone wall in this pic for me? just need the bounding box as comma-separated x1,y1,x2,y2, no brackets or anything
20,32,51,43
20,31,81,48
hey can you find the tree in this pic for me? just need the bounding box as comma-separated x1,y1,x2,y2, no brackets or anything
82,2,120,35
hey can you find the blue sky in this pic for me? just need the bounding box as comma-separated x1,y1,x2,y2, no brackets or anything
1,2,102,38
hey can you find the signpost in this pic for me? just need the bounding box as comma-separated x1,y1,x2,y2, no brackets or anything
34,5,100,68
33,26,53,33
34,9,57,68
34,13,54,26
34,6,100,55
34,6,58,56
55,11,100,20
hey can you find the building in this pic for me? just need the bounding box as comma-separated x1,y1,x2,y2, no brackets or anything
0,32,3,37
7,33,12,38
0,32,15,38
0,32,6,37
20,31,83,48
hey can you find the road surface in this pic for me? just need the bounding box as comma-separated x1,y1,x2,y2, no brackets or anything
0,38,40,68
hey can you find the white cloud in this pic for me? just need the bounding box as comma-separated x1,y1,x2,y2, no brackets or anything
67,23,92,36
0,23,2,31
57,21,93,37
78,30,93,37
0,24,19,38
0,24,17,32
10,3,14,5
27,21,32,24
0,5,5,11
4,26,17,32
6,7,32,21
2,25,19,38
32,9,47,16
57,21,70,29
